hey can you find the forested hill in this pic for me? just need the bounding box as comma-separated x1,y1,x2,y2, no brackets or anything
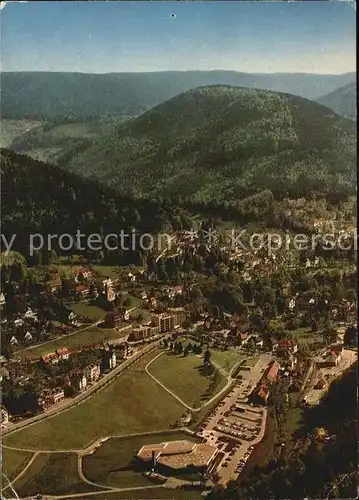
0,149,191,259
317,82,357,120
1,70,355,120
65,85,357,202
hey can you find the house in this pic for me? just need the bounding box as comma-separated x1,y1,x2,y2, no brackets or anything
45,273,62,293
147,297,157,309
0,366,10,383
10,335,18,346
68,311,77,322
52,388,65,404
239,333,249,343
277,340,298,355
128,272,136,282
288,298,296,310
24,331,33,343
250,384,269,406
75,285,90,299
41,352,59,365
322,348,343,367
164,285,183,299
40,388,65,405
140,291,148,300
105,309,127,328
1,406,9,427
73,267,93,283
56,347,70,361
105,310,122,328
255,338,264,349
71,373,87,391
266,361,280,383
103,278,116,302
84,364,101,383
24,308,37,319
0,292,5,307
102,348,117,371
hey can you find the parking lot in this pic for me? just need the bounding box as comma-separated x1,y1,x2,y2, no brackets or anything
198,354,272,484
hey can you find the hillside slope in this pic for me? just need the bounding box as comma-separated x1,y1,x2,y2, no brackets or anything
1,71,355,120
317,82,356,120
0,149,191,258
66,85,357,202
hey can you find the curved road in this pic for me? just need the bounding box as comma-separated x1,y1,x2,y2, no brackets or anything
145,351,240,413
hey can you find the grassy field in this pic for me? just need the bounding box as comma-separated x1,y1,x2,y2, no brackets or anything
16,326,125,360
14,452,98,497
4,352,185,451
1,448,33,482
70,303,107,321
148,352,226,408
210,349,244,372
79,487,205,499
92,265,123,279
83,431,201,489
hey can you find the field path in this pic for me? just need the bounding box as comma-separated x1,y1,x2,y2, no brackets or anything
145,350,240,412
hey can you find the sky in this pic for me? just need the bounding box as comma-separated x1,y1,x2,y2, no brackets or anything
0,1,356,75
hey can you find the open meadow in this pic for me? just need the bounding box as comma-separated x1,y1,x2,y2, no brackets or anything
1,448,33,482
148,351,226,408
12,452,98,497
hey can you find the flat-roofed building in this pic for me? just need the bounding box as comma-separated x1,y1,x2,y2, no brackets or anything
129,325,160,342
136,439,218,474
151,313,175,333
167,307,186,327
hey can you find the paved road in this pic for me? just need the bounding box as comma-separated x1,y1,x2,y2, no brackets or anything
2,340,158,438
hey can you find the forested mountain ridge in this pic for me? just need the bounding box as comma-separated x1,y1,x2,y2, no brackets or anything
317,82,356,120
1,70,355,120
65,85,357,202
0,149,192,260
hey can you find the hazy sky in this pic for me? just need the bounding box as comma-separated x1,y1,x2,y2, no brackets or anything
1,1,356,74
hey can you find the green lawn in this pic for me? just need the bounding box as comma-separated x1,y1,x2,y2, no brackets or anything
16,326,125,360
83,431,201,489
4,352,185,451
80,487,205,499
210,349,244,372
1,447,33,482
148,352,226,409
70,302,107,321
92,265,123,279
14,452,98,497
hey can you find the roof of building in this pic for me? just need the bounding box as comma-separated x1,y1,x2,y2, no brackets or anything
137,440,217,470
266,361,280,382
257,384,269,401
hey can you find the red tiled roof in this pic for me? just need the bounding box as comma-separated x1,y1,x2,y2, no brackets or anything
266,361,280,382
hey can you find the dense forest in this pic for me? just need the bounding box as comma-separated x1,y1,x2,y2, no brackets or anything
1,71,355,120
209,362,358,499
0,149,192,263
65,86,356,203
